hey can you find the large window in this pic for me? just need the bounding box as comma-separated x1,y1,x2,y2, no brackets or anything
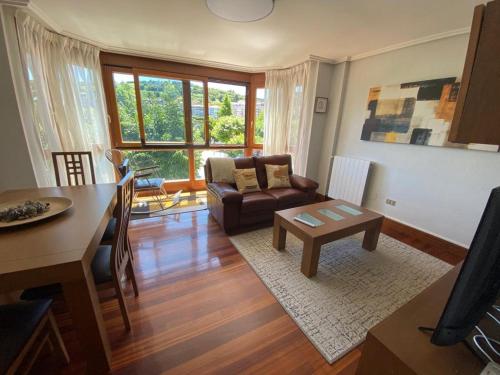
194,149,244,180
254,88,265,144
112,72,140,143
191,80,206,145
139,75,185,143
208,82,246,145
123,150,189,181
103,59,263,190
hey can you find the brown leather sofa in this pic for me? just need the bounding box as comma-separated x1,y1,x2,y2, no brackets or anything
205,154,319,233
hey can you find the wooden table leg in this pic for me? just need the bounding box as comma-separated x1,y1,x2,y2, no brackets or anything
301,238,322,277
273,215,287,251
362,218,383,251
62,267,111,374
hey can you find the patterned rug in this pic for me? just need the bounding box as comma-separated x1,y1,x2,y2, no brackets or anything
229,227,452,363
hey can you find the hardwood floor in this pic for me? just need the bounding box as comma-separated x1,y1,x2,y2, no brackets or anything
33,210,464,374
33,211,360,374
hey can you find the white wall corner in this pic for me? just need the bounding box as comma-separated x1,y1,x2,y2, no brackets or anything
317,60,351,195
26,1,62,33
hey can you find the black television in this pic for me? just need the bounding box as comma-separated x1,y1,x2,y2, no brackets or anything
430,186,500,346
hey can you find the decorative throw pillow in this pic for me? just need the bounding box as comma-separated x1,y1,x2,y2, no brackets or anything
265,164,291,189
233,168,261,194
209,157,236,183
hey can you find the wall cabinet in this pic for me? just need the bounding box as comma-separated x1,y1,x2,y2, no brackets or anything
449,0,500,145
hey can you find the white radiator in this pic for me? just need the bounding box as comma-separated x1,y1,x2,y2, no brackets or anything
327,156,371,205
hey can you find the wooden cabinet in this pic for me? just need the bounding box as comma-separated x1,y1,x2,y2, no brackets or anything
356,265,484,375
449,0,500,145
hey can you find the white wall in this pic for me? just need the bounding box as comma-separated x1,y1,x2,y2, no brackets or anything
306,62,334,180
0,5,37,191
316,61,349,194
318,34,500,247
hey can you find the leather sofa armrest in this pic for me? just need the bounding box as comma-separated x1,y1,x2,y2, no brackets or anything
289,174,319,192
207,183,243,204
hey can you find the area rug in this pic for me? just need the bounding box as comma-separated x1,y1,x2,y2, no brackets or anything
131,191,207,220
229,228,452,363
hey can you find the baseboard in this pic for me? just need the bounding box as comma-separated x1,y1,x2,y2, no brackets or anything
381,217,467,266
316,193,333,202
315,196,466,265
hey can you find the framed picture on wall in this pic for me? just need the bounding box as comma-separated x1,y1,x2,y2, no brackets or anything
315,97,328,113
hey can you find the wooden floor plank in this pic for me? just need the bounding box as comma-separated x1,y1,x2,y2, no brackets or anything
32,210,463,374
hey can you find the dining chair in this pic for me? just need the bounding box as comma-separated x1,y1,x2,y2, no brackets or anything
105,149,182,214
0,299,69,374
51,151,96,186
91,170,139,330
51,151,118,245
20,173,139,331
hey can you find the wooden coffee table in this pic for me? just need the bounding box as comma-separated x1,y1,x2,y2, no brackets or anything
273,200,384,277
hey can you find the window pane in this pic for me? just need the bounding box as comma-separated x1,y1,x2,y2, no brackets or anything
208,82,246,145
251,149,263,157
112,72,140,142
122,150,189,181
254,88,265,144
194,149,244,180
139,75,185,143
190,81,205,144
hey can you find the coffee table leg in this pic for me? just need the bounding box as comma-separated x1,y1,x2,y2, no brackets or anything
301,238,321,277
273,215,287,251
362,218,383,251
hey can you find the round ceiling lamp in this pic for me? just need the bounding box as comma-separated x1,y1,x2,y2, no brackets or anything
206,0,274,22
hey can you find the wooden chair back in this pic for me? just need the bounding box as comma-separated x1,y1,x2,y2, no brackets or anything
51,151,96,186
111,171,134,285
105,149,125,178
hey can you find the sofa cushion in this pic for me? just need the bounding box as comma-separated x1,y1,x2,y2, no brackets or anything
241,192,277,213
205,157,254,183
263,188,308,208
265,164,292,189
233,168,261,194
208,157,236,183
254,154,292,188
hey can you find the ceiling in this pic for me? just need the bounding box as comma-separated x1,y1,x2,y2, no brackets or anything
30,0,482,71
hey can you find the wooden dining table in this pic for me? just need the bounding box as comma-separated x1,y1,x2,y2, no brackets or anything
0,183,117,374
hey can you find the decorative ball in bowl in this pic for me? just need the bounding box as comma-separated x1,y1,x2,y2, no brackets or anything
0,197,73,228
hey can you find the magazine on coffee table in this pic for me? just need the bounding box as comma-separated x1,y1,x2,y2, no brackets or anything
294,212,325,227
318,208,345,221
336,204,363,216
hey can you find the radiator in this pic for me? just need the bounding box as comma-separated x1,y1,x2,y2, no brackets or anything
327,156,371,205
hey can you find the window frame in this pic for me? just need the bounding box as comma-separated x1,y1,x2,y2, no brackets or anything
245,74,265,156
101,54,264,190
207,78,249,149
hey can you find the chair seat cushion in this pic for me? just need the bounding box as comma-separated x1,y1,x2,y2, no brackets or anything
241,192,277,213
0,299,52,374
134,178,164,190
91,245,113,284
20,283,62,301
263,188,308,208
101,217,116,243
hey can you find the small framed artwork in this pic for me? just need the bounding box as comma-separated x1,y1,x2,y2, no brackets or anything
315,97,328,113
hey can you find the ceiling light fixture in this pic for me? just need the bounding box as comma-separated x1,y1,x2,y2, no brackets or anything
206,0,274,22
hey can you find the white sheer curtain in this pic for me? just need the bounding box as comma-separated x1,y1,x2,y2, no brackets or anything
15,12,113,186
263,60,318,176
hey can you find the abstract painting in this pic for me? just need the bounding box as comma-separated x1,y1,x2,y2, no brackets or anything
360,78,500,152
